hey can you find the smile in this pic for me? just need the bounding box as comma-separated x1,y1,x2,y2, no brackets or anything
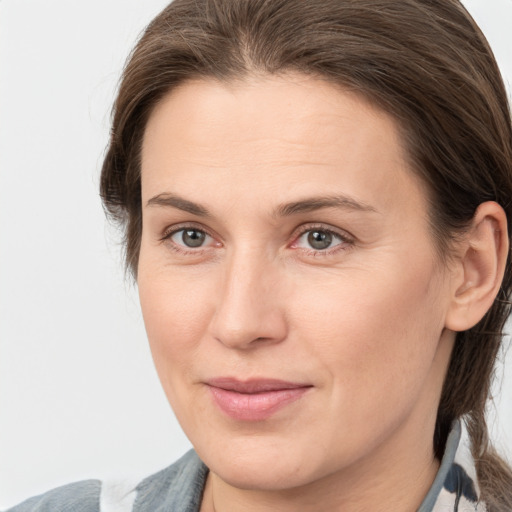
206,378,312,421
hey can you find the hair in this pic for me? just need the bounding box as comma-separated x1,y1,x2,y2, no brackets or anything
100,0,512,508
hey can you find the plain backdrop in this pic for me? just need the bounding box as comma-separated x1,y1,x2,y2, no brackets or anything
0,0,511,508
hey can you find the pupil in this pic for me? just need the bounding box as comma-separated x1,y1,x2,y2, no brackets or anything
308,230,332,250
182,229,205,248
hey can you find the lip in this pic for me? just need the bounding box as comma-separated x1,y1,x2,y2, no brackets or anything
206,378,312,421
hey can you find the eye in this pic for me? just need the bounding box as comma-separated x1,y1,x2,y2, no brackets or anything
169,228,213,248
293,227,349,252
305,230,335,250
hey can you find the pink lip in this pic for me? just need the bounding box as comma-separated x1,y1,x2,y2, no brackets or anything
206,378,312,421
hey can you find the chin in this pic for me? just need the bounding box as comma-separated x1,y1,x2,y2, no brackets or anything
210,455,314,491
194,433,335,491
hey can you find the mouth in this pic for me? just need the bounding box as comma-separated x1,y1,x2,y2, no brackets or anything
205,378,313,421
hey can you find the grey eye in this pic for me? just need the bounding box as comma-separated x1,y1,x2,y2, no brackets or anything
295,228,346,252
171,228,208,248
307,230,333,250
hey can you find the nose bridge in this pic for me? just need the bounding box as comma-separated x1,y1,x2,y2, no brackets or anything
209,244,287,349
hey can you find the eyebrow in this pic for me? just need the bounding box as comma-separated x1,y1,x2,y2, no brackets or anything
273,195,378,217
145,192,378,217
146,193,212,217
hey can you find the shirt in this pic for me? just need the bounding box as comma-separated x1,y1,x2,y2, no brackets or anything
4,420,486,512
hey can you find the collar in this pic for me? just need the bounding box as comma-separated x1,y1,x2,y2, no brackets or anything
418,419,486,511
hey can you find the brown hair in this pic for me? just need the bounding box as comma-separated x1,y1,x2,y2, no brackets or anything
100,0,512,508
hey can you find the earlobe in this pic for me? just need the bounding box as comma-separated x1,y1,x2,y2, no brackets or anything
445,201,509,332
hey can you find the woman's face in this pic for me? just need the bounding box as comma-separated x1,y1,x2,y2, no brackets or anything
138,75,456,492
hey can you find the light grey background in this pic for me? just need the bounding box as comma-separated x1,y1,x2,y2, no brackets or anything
0,0,511,508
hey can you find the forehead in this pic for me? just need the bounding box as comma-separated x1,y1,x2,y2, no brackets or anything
140,74,427,218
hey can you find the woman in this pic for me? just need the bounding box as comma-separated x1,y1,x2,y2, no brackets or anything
7,0,512,510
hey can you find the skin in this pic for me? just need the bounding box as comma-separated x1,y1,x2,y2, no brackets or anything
137,74,481,511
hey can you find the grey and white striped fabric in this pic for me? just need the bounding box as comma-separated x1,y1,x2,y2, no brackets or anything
418,420,486,511
5,420,485,512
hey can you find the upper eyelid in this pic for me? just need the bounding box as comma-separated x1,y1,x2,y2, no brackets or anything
161,222,216,241
292,223,354,241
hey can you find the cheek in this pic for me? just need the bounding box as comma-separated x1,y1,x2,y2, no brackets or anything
290,255,447,415
137,264,216,388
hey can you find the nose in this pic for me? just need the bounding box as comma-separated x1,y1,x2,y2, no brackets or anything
208,249,288,350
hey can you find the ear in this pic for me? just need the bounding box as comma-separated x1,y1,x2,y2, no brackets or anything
445,201,509,332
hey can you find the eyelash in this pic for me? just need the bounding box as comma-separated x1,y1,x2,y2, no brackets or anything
160,223,354,257
292,224,354,257
160,223,218,256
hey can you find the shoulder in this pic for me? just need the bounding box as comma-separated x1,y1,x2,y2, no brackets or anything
4,480,101,512
4,451,208,512
133,449,208,511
